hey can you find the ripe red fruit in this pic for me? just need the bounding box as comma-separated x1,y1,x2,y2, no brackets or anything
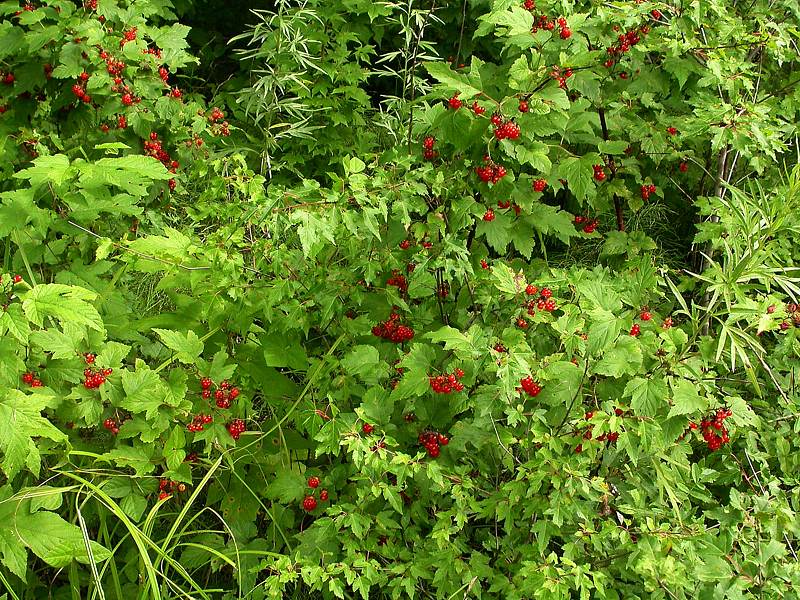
471,101,485,115
533,179,547,192
399,239,411,250
525,284,538,296
651,9,662,20
560,27,571,39
667,126,678,135
630,323,641,336
480,259,489,269
679,161,689,172
158,491,170,501
518,100,529,112
319,489,329,501
422,136,435,150
593,165,606,181
362,423,374,434
121,93,133,106
448,94,462,110
640,311,652,321
483,208,496,222
308,476,320,489
302,495,317,511
13,274,22,284
200,377,212,389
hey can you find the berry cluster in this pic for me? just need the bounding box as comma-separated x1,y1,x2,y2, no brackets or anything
422,135,437,161
187,413,213,433
157,478,187,501
519,376,542,397
362,423,375,434
429,368,465,394
143,132,179,190
386,269,408,293
603,25,648,69
2,72,15,85
475,156,508,183
483,208,496,222
418,430,449,458
490,114,521,140
471,100,486,115
518,99,529,113
575,215,600,234
593,164,606,181
575,410,622,452
697,408,732,451
83,366,112,389
103,417,120,435
372,311,414,343
524,285,556,313
399,239,412,250
528,11,571,39
549,65,574,89
532,178,547,192
667,126,679,136
448,93,462,110
226,418,246,440
70,71,92,104
120,27,137,47
640,183,656,200
200,377,240,409
301,476,329,512
679,161,689,173
21,372,43,387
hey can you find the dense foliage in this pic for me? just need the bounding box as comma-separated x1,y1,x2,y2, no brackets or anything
1,0,800,598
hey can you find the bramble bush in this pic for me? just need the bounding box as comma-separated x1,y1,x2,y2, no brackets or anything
1,0,800,598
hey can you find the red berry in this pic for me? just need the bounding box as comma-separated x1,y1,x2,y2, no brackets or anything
630,323,641,336
679,161,689,173
667,126,678,135
518,100,529,113
533,179,547,192
448,94,462,110
319,489,329,501
308,476,320,489
483,208,495,222
471,101,485,115
362,423,374,435
640,311,652,321
302,495,317,511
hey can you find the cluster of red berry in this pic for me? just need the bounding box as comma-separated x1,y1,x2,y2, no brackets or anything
524,285,556,313
575,409,624,452
483,208,496,222
603,25,648,69
475,156,508,184
526,7,571,39
422,135,437,161
301,476,330,512
490,113,521,140
143,132,179,190
418,430,449,458
200,377,240,409
549,65,574,89
386,269,408,293
592,164,607,181
574,215,600,234
70,71,92,104
226,418,246,440
429,369,465,394
640,183,656,200
83,353,113,389
2,72,15,85
21,372,43,387
102,417,121,435
519,376,543,397
679,161,689,173
779,303,800,330
448,93,462,110
695,408,733,451
532,178,547,192
372,311,415,343
120,27,137,47
471,100,486,115
187,413,213,433
157,478,187,501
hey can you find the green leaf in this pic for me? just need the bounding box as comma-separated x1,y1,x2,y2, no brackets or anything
265,469,306,503
0,303,31,344
164,425,186,471
598,140,630,154
0,390,67,480
625,376,668,417
30,328,80,360
585,309,621,355
424,62,482,100
154,329,204,364
13,155,72,190
119,361,166,420
21,284,104,332
558,156,595,202
667,379,708,417
342,345,381,378
592,335,642,377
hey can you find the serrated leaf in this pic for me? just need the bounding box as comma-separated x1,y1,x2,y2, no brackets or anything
154,329,204,364
13,155,72,190
424,62,482,100
625,376,668,417
0,390,67,480
558,156,595,202
667,379,708,417
21,284,103,332
265,469,306,503
29,328,79,360
119,361,166,420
